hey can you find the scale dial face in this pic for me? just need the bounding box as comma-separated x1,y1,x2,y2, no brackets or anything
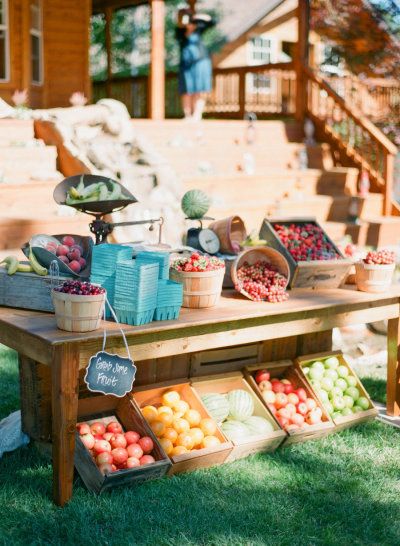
198,229,220,255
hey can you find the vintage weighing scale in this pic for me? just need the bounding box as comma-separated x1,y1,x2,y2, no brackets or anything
53,174,164,245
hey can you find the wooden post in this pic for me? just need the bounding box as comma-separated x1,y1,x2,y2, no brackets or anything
238,69,246,119
188,0,197,11
149,0,165,119
387,316,400,416
295,0,310,122
21,0,31,94
383,152,394,216
105,7,113,98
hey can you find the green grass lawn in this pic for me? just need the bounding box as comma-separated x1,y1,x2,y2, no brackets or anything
1,345,400,546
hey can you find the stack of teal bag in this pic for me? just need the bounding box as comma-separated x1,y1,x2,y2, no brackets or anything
90,244,132,318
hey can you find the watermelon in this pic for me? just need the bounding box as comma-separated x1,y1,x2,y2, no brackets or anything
221,420,249,442
201,393,230,423
243,416,274,436
181,189,211,219
227,389,254,421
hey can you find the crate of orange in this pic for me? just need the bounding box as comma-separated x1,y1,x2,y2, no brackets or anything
132,382,232,475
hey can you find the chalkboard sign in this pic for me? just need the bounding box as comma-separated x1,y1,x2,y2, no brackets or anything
84,351,136,398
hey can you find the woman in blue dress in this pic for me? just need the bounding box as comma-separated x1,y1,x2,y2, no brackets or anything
176,9,215,121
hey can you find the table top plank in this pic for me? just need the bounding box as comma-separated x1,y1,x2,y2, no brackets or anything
0,287,399,349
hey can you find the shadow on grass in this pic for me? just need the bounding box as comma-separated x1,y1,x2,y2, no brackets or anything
361,377,386,404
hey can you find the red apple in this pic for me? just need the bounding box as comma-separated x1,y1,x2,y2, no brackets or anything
103,432,114,442
111,464,117,472
98,463,113,475
90,422,106,436
127,443,144,459
255,369,270,384
93,439,112,454
285,403,296,417
111,447,128,465
76,423,91,435
58,255,70,264
306,409,322,425
305,398,317,412
274,392,288,409
139,455,155,466
277,416,289,429
272,381,285,394
62,235,76,247
56,244,70,257
96,452,113,466
295,388,308,402
125,431,140,445
290,413,305,427
93,434,104,441
80,433,95,450
258,380,272,391
138,436,154,454
267,403,277,415
69,260,81,273
283,383,294,395
287,393,300,406
110,433,127,449
79,257,87,269
106,421,123,434
296,402,308,416
126,457,141,468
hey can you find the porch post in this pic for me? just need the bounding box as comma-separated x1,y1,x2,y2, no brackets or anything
149,0,165,119
188,0,197,11
105,7,113,97
295,0,310,122
21,0,31,93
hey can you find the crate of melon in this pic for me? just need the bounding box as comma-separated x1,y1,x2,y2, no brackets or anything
132,381,233,475
74,395,171,493
244,361,334,445
191,372,287,461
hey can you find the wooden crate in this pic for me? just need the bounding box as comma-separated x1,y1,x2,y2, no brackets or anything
132,381,233,474
296,350,378,432
244,361,334,445
75,395,171,493
0,269,69,312
191,372,286,461
190,344,263,377
259,217,352,288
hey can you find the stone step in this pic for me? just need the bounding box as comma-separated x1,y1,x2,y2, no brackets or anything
0,119,35,143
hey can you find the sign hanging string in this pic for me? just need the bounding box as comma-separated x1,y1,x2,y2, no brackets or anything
102,296,132,361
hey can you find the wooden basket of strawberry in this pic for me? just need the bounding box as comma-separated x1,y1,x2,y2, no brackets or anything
170,253,225,308
355,249,396,293
244,361,334,445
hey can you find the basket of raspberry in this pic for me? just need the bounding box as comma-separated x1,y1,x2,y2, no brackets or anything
52,280,106,332
231,248,290,302
355,249,396,293
170,253,225,308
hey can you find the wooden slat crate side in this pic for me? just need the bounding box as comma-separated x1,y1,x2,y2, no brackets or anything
189,343,263,378
295,350,378,431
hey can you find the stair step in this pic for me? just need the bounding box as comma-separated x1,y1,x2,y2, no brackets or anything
0,145,58,181
0,119,35,142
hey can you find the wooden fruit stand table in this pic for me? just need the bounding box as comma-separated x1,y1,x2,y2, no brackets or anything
1,286,400,506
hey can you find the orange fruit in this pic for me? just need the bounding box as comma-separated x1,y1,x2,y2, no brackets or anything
158,405,173,416
188,427,204,446
150,420,165,437
176,432,195,450
163,427,178,444
158,412,173,427
202,435,221,449
184,409,201,427
172,417,190,434
142,405,159,423
159,437,173,455
200,418,217,436
172,399,190,417
162,390,180,407
171,445,188,457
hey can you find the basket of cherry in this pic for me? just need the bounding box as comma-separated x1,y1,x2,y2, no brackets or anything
355,249,396,293
231,248,290,302
52,280,106,332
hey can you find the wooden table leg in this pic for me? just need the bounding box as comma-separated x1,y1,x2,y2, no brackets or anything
387,317,400,416
51,343,80,506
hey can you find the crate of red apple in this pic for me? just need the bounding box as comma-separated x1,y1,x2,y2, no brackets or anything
244,362,334,444
259,217,353,288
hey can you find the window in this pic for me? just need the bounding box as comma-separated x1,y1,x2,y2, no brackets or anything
0,0,9,81
30,0,43,84
247,36,276,66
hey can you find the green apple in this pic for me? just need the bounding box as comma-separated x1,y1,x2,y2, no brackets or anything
310,379,321,389
346,376,358,388
309,368,324,381
357,396,370,410
320,377,334,392
324,356,340,369
324,401,334,415
332,411,342,420
352,405,363,414
335,378,348,391
303,366,310,376
316,388,329,403
341,407,353,417
324,369,338,381
311,361,325,371
329,386,344,399
345,386,360,401
343,395,354,408
337,365,349,378
331,396,346,411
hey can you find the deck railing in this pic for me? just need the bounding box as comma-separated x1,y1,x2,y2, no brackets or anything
92,62,296,119
305,68,397,215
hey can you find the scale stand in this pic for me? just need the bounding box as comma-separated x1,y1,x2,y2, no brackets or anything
90,216,164,245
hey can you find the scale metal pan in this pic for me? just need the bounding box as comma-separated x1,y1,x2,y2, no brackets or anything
53,174,137,215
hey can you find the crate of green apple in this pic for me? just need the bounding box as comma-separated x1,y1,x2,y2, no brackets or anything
245,361,334,444
259,217,353,288
297,351,378,431
74,395,171,493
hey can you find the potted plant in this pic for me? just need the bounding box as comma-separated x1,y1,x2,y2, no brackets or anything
355,249,396,293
